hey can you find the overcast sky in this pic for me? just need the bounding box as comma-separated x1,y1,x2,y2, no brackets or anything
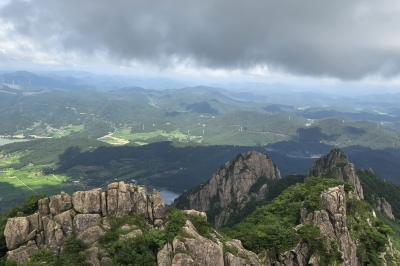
1,0,400,86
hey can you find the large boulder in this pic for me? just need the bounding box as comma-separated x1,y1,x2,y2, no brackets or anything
116,182,134,217
6,244,39,265
73,214,102,235
77,225,105,244
4,217,30,250
72,189,102,214
151,190,165,219
107,185,118,216
133,186,148,216
38,197,50,215
182,220,224,266
157,243,172,266
42,216,64,256
49,192,72,215
171,253,196,266
26,213,41,235
54,210,75,236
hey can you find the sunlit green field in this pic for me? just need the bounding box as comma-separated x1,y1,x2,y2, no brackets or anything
99,128,202,145
51,125,84,138
0,153,87,213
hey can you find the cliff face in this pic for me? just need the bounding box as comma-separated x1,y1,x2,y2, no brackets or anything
172,150,281,227
4,182,165,264
372,195,395,219
308,148,364,199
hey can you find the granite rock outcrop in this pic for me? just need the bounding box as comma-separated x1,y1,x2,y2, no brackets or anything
4,182,165,264
172,150,280,227
308,148,364,199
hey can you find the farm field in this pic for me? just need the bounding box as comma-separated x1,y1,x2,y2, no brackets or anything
99,128,203,145
0,153,88,213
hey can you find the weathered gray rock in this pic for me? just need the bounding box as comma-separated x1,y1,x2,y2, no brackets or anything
72,188,102,214
308,148,364,199
27,212,41,233
4,217,30,250
42,216,65,256
373,195,395,219
183,210,207,219
151,190,165,219
147,197,154,222
101,192,107,216
85,247,101,266
172,239,186,253
276,241,310,265
157,243,172,266
49,192,72,215
107,187,118,216
119,229,142,240
54,210,75,236
173,150,281,227
301,185,357,265
6,244,39,265
224,252,245,266
171,253,196,266
35,233,43,249
73,214,102,235
77,225,105,244
224,239,260,266
183,220,224,266
133,186,148,216
116,182,134,217
38,197,50,216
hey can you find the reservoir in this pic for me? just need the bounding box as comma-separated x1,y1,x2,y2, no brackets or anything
0,138,30,146
159,190,181,205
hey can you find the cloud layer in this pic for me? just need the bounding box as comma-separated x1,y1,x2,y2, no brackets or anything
1,0,400,80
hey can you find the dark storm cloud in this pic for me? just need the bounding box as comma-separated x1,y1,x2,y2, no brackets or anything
1,0,400,79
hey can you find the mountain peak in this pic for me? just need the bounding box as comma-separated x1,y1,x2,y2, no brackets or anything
308,148,364,199
172,150,280,227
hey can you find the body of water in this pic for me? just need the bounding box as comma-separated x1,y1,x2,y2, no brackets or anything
159,190,181,205
0,138,30,146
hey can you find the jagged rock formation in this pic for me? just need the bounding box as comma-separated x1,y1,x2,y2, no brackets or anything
372,195,395,219
298,185,357,265
308,148,364,199
172,150,281,227
4,182,165,264
157,218,260,266
161,184,400,265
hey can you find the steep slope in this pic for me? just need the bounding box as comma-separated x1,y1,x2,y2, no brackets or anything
229,177,400,265
172,150,281,227
357,169,400,220
308,148,364,199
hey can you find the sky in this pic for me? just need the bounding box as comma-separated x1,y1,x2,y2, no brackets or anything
1,0,400,88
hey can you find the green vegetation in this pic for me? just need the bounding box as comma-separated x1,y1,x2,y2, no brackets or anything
225,176,396,264
200,174,305,228
227,178,351,254
82,208,209,266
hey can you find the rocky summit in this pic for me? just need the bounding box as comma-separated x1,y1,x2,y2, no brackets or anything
172,150,281,227
2,149,400,265
3,182,165,264
308,148,364,199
